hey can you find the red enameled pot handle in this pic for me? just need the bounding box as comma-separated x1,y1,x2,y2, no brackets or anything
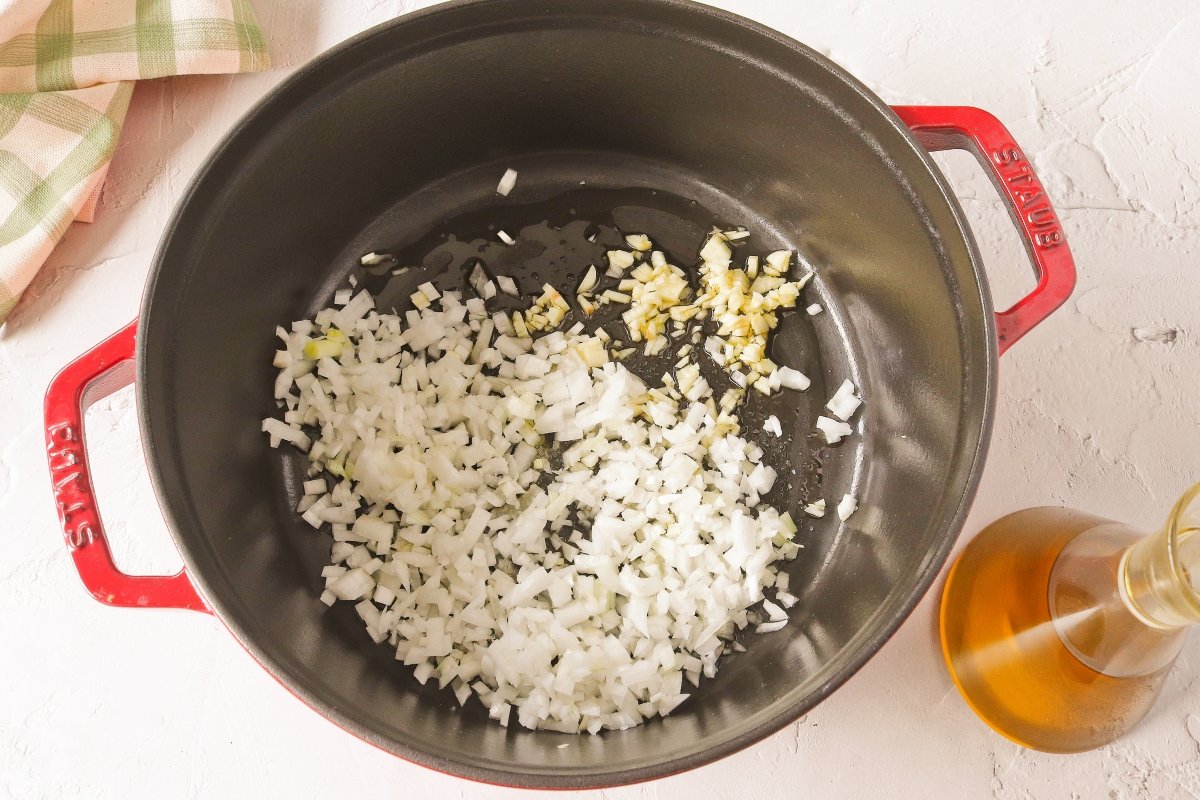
44,320,209,612
892,105,1077,355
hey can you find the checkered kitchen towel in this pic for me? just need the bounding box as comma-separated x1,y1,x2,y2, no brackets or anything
0,0,268,324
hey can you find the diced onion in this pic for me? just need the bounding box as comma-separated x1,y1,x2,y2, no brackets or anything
260,222,858,736
826,379,862,421
777,366,810,392
803,499,826,518
496,275,519,296
496,168,518,197
837,494,858,521
360,251,390,266
815,415,852,445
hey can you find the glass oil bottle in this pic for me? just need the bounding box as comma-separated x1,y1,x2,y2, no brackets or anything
940,483,1200,752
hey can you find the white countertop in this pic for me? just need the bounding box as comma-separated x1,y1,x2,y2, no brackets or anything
4,1,1199,797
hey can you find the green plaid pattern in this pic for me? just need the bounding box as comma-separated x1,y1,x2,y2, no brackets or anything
0,0,268,325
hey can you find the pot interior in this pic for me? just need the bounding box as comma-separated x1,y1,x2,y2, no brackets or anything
139,0,993,787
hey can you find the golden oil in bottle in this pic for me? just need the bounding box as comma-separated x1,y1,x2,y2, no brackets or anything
940,489,1200,753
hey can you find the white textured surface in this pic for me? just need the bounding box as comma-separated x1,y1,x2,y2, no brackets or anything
3,1,1200,797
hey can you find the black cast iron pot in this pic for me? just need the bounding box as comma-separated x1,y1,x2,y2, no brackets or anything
45,0,1075,788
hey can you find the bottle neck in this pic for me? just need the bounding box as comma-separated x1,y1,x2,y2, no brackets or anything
1119,525,1200,631
1118,484,1200,630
